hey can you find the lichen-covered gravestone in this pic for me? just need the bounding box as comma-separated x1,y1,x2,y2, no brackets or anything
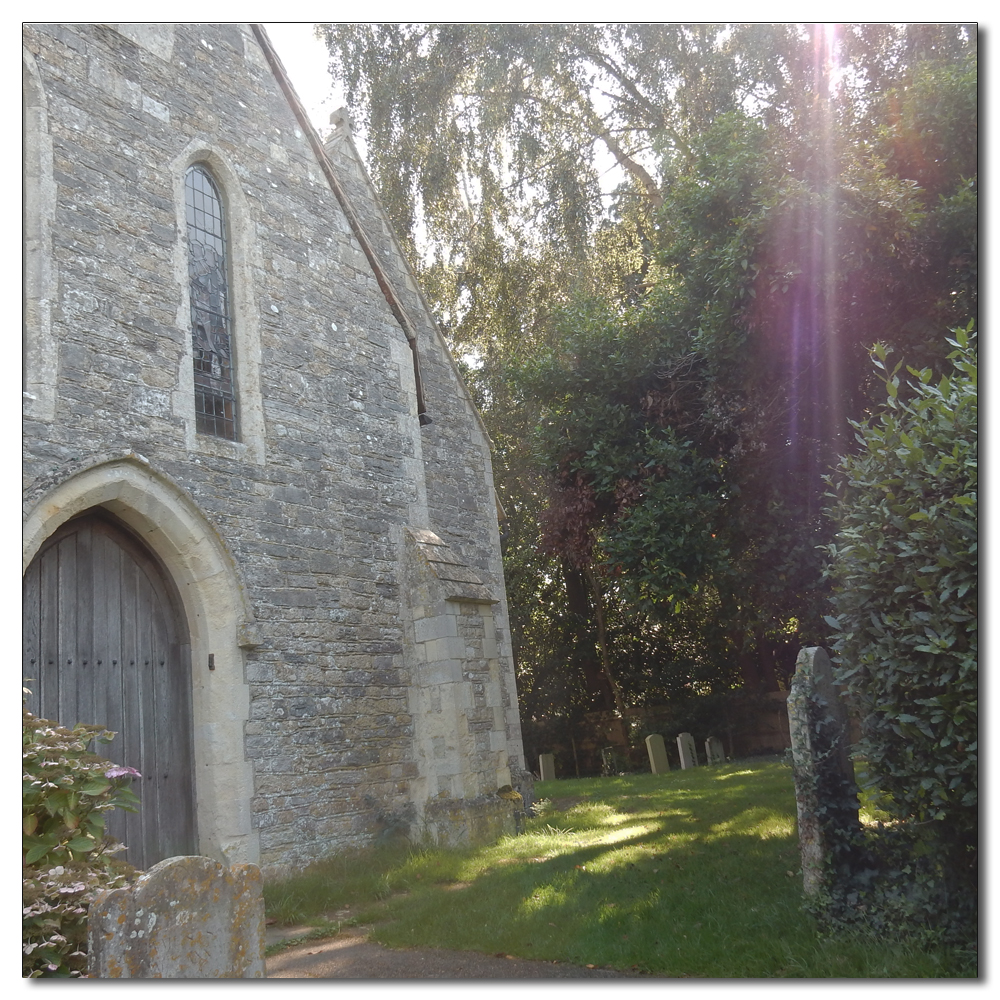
645,734,670,774
704,736,725,765
676,732,697,769
787,647,862,897
88,856,265,978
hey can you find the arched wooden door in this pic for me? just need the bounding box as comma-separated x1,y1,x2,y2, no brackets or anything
23,510,196,869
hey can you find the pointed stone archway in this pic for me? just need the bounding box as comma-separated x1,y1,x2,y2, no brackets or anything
23,456,260,867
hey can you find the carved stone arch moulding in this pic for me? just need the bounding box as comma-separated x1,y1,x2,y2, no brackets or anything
23,455,261,866
170,141,265,465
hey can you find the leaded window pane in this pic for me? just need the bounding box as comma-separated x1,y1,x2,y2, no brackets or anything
185,165,238,440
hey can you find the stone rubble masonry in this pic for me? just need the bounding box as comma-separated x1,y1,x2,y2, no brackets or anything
322,112,524,771
87,856,265,978
22,22,526,876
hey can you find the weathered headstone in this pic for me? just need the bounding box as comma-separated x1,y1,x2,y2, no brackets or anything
645,734,670,774
676,732,697,769
787,647,862,897
600,746,621,775
88,856,265,978
511,767,537,816
704,735,725,765
538,753,556,782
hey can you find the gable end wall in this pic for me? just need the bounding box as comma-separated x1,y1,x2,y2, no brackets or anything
22,21,524,873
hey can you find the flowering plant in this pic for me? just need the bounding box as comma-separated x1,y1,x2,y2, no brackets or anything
22,705,139,976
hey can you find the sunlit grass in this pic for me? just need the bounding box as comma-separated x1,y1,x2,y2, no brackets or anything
263,758,972,976
853,761,901,826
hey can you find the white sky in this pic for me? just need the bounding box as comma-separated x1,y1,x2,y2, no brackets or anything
264,23,346,139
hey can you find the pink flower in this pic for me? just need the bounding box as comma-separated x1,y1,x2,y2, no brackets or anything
105,765,141,780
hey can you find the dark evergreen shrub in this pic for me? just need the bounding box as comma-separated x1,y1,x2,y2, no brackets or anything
823,326,977,943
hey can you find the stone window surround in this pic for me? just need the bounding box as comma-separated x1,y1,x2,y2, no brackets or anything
20,68,267,467
171,142,265,466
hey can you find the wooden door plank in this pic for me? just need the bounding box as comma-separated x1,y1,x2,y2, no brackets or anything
38,543,61,723
74,523,96,730
56,533,79,726
94,530,129,855
22,555,42,711
96,530,125,741
137,570,161,865
155,618,194,858
118,553,145,867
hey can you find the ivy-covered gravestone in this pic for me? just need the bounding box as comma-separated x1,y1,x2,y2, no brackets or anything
787,647,862,897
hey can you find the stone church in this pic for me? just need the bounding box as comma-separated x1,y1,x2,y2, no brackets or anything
22,22,528,877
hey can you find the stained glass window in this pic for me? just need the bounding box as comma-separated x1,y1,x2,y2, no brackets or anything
185,165,238,440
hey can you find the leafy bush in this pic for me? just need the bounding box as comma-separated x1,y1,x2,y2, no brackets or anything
23,705,140,977
823,325,977,941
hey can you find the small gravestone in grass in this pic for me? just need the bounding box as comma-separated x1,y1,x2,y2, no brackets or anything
88,855,265,978
538,753,556,782
645,734,670,774
676,732,697,769
787,646,862,897
705,736,725,765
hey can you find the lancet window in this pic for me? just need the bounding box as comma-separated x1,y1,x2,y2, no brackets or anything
185,165,238,440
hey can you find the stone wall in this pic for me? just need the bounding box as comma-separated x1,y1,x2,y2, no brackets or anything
22,22,524,875
322,118,524,774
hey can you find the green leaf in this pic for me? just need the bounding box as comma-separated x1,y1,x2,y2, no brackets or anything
24,841,52,865
80,779,112,796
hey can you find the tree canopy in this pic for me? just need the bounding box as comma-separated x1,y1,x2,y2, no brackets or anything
319,22,977,722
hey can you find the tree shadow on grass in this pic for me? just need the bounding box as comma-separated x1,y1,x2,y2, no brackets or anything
371,803,803,976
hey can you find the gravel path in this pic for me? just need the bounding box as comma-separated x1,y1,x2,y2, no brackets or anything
265,930,648,979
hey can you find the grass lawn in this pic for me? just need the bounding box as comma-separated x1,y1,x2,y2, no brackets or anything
264,757,972,977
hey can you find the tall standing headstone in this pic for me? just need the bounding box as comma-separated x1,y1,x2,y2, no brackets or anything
704,736,725,765
676,732,698,769
787,647,862,897
88,856,265,978
538,753,556,782
645,734,670,774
